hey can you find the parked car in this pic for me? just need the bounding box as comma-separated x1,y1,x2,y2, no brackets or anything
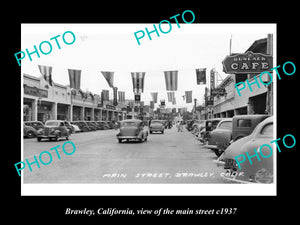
85,121,98,131
149,120,165,134
205,118,233,156
198,118,222,144
185,120,195,131
24,121,44,131
116,119,149,143
71,121,92,132
231,114,269,142
64,121,76,134
23,123,37,138
36,120,71,141
106,121,115,129
191,120,206,135
95,121,109,130
217,116,274,184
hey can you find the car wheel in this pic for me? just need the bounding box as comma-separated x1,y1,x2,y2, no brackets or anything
55,133,60,141
150,131,152,134
118,139,122,143
27,131,35,138
37,137,41,142
161,130,164,134
66,136,69,140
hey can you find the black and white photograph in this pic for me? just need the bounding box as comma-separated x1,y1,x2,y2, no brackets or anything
19,23,277,196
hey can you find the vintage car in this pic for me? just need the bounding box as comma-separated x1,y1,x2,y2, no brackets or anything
191,120,206,135
205,118,233,156
149,120,165,134
185,120,195,131
24,121,44,131
36,120,71,141
23,123,37,138
95,121,110,130
231,114,269,141
217,116,274,183
85,121,98,131
198,118,222,144
116,119,149,143
71,121,92,132
106,121,115,129
64,120,77,133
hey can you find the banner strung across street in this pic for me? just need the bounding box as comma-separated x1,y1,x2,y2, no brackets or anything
38,65,53,86
196,68,206,85
68,68,81,90
118,91,125,102
131,72,145,94
101,71,114,88
167,92,175,102
164,70,178,91
151,92,158,103
185,90,193,103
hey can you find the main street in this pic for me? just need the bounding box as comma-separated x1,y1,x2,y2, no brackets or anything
23,127,228,183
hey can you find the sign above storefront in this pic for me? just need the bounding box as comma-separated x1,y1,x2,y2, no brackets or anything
222,51,273,74
106,105,116,110
24,84,48,98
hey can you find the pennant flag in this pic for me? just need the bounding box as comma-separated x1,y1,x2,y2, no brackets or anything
68,69,81,90
196,68,206,85
131,72,145,94
38,65,53,86
151,92,158,103
118,91,125,102
150,101,155,109
164,70,178,91
101,71,114,88
172,96,176,105
167,92,175,102
102,90,109,102
185,91,193,103
113,87,118,106
134,94,141,102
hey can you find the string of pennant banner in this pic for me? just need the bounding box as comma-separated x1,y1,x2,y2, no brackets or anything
37,65,208,106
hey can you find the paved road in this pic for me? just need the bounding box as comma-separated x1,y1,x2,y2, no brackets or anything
23,127,228,183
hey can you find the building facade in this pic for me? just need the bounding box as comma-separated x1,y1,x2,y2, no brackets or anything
212,35,273,118
23,74,126,123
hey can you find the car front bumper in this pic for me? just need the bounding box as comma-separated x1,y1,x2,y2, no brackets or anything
117,135,140,139
37,134,57,138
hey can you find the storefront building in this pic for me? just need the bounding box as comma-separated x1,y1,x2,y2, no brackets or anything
212,34,273,118
23,73,126,122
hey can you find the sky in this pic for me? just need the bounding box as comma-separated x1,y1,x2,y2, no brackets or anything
21,24,275,111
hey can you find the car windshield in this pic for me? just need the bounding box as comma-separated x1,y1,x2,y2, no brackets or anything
151,121,163,124
218,121,232,129
45,121,59,126
121,121,138,127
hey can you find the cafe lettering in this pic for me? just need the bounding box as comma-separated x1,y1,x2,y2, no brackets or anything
222,51,273,74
